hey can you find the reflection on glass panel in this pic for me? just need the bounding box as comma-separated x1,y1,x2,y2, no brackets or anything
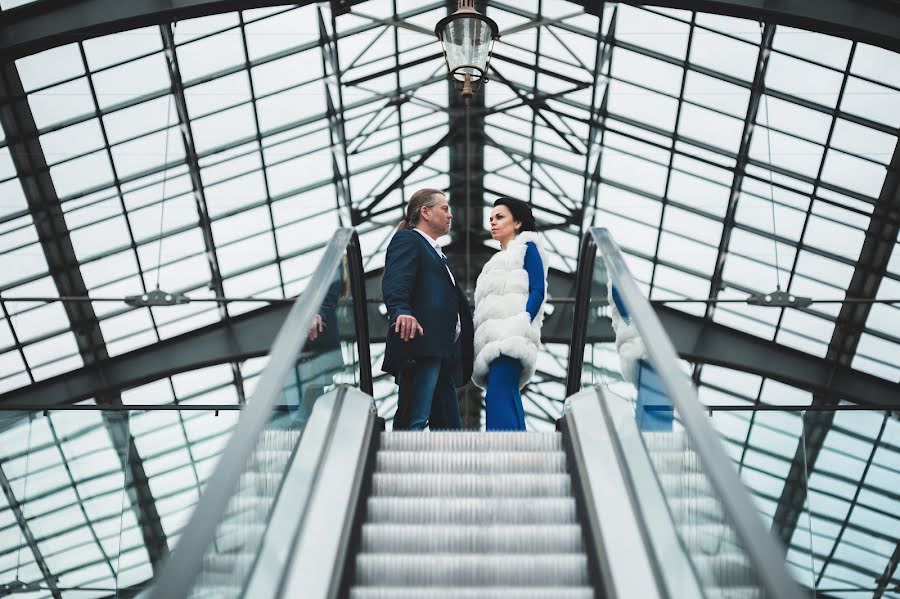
92,54,170,111
0,410,139,596
829,119,897,165
83,27,164,72
772,26,851,71
679,103,744,153
766,51,844,108
607,80,678,133
39,119,106,167
184,71,251,119
690,28,759,81
48,151,114,199
175,29,246,82
748,127,824,179
667,163,731,218
821,148,887,199
611,47,683,96
15,45,84,93
683,70,750,118
188,252,363,598
111,128,187,179
578,233,780,596
616,5,689,60
102,96,173,145
244,6,319,61
852,43,900,88
841,76,900,129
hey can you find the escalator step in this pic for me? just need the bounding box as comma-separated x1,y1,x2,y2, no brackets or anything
354,553,589,586
648,449,702,474
212,523,264,553
223,496,270,522
380,431,562,452
668,497,726,525
693,553,757,588
658,472,714,499
375,451,567,474
678,523,741,555
349,587,595,599
361,524,585,553
366,497,578,525
247,449,293,473
189,578,242,599
237,471,289,496
642,431,689,452
706,586,762,599
371,473,572,497
202,552,257,573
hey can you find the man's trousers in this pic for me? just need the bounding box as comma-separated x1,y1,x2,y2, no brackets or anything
393,354,462,431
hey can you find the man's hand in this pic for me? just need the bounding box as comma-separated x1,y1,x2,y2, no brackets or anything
394,314,424,341
307,314,325,341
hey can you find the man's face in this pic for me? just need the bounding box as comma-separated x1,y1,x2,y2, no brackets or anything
423,194,452,237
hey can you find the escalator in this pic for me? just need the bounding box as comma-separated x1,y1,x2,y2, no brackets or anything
146,227,803,599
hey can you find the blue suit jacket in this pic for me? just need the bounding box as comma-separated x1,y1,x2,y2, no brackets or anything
381,229,473,383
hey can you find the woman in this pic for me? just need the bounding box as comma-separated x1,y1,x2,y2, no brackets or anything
472,198,548,431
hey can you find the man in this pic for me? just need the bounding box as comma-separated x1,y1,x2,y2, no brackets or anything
381,188,474,430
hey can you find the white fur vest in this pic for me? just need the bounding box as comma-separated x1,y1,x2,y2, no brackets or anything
472,232,549,389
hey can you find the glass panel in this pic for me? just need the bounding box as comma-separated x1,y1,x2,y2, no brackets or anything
577,229,897,596
187,248,363,597
577,230,793,597
0,410,137,596
708,407,900,596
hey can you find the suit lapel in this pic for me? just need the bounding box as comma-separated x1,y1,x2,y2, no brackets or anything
413,231,456,286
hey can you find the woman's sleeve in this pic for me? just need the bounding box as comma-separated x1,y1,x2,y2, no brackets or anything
524,242,545,321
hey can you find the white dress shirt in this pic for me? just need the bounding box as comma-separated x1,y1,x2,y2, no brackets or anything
413,228,460,340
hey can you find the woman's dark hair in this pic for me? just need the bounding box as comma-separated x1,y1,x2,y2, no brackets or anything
493,197,536,233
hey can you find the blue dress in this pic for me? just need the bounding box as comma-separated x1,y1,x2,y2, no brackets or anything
485,242,545,431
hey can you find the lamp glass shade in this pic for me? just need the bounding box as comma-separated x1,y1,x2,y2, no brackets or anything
440,16,494,81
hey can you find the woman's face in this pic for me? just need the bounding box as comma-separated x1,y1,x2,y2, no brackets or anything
489,204,520,245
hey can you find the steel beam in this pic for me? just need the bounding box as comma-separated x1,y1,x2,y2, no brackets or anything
657,302,899,409
699,24,774,366
736,39,856,522
3,270,898,415
159,24,247,405
357,130,453,218
771,136,900,551
0,300,286,412
573,0,900,52
0,59,168,572
440,0,491,428
0,462,61,598
580,3,612,238
318,5,355,226
4,0,900,61
237,12,287,296
0,0,366,60
874,541,900,598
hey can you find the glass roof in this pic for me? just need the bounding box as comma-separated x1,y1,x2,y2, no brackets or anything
0,1,897,597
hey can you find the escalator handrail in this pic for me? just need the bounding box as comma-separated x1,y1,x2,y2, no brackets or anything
567,226,802,599
148,228,371,599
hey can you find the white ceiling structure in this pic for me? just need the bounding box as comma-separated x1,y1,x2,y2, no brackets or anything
0,0,897,597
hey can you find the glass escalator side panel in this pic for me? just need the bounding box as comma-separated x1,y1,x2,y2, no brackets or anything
569,227,801,599
147,228,371,599
186,255,366,599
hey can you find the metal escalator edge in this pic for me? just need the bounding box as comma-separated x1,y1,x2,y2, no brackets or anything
565,227,804,599
560,387,705,599
560,388,677,599
243,385,380,598
148,228,373,599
